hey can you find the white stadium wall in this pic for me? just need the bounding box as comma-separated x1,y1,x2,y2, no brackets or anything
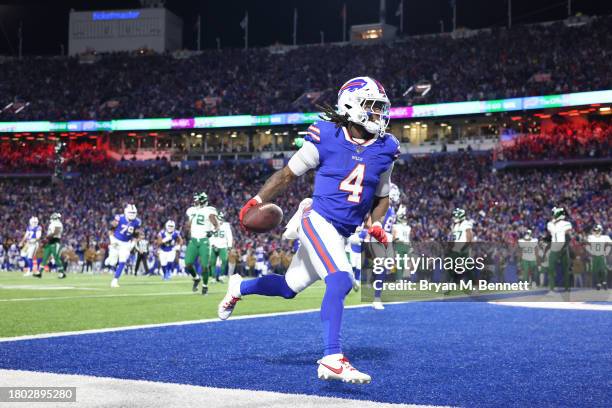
68,8,183,55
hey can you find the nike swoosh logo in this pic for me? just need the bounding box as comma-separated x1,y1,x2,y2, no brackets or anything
320,363,343,375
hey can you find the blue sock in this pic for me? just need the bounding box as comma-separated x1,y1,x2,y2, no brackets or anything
354,267,361,281
321,272,352,356
374,269,387,300
114,262,126,279
240,274,296,299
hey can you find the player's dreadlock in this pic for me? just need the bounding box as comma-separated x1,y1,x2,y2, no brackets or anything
316,103,351,129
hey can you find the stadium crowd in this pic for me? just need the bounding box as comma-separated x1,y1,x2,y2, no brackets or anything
0,141,109,172
496,121,612,161
0,16,611,121
0,153,609,274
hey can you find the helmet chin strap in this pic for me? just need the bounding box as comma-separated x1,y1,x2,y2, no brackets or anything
364,121,380,135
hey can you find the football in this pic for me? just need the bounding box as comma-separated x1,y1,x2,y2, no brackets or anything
242,203,284,233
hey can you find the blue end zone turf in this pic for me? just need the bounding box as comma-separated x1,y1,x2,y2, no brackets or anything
1,302,611,407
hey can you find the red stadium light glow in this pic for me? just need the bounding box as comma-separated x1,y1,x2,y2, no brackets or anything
128,133,137,137
148,133,158,136
510,116,522,121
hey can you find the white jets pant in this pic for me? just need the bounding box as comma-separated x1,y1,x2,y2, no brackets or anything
158,249,177,267
20,242,39,259
106,236,134,266
285,208,353,294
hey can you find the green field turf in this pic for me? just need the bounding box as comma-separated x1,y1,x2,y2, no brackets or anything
0,272,365,338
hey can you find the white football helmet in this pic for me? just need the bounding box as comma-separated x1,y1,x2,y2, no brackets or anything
165,220,176,233
50,213,61,221
124,204,138,221
337,76,391,138
389,183,401,204
29,217,39,227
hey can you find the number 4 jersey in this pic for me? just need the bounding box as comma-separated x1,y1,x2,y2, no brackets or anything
289,120,400,237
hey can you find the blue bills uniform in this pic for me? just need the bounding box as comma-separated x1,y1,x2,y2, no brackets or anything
107,215,142,279
113,215,141,242
159,230,180,252
255,246,266,274
304,121,400,237
350,229,368,253
25,226,41,241
158,230,180,277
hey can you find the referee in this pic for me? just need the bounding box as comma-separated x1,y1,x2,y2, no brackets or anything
134,236,149,276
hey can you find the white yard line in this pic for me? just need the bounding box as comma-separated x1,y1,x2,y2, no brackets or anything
0,291,198,302
0,303,389,343
489,301,612,311
0,369,445,408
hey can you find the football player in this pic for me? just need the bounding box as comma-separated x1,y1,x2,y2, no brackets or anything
19,216,42,276
219,77,399,384
347,224,367,291
157,220,182,281
370,182,401,310
209,212,233,282
184,192,218,295
447,208,474,290
392,205,412,280
107,204,141,288
517,229,538,286
586,224,610,290
546,207,573,291
0,240,6,272
35,213,65,279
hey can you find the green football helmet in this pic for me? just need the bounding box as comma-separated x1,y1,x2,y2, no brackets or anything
552,207,566,221
452,208,466,223
194,192,209,207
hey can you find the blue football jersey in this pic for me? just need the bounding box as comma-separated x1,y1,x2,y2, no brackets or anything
382,206,396,234
350,229,368,253
304,121,400,237
255,246,265,262
26,226,41,241
159,230,179,252
113,215,141,242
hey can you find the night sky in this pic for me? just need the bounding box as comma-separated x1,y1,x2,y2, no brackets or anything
0,0,610,55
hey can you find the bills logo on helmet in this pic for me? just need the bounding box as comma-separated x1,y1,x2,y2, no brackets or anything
338,78,368,96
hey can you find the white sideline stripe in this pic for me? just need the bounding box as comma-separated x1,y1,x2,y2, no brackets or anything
0,369,443,408
0,303,387,343
489,301,612,311
0,285,102,291
0,291,199,302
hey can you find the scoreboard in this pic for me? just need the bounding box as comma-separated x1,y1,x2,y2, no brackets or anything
68,8,182,55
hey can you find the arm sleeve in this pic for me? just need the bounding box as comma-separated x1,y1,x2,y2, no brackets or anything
375,163,394,197
287,141,320,176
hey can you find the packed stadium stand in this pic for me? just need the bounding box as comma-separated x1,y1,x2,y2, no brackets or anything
1,154,609,273
0,15,611,121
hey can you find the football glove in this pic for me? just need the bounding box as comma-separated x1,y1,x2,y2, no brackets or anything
239,195,262,228
368,222,388,247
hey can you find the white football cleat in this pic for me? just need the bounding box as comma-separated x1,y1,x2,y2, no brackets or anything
217,274,242,320
372,301,385,310
23,271,32,277
110,278,120,288
317,354,371,384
